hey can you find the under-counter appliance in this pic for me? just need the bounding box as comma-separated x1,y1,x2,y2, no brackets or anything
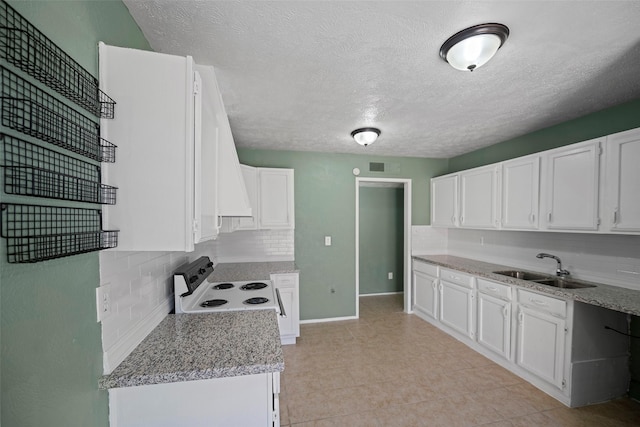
174,256,285,317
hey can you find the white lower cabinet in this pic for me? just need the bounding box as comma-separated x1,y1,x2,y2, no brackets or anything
109,372,280,427
438,268,475,340
516,302,566,389
271,273,300,345
411,261,630,407
477,279,512,361
412,261,438,320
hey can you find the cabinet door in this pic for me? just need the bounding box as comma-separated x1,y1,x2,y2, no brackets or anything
502,155,540,230
413,270,438,320
439,280,475,339
431,174,458,227
459,165,500,229
516,306,565,389
272,273,299,345
460,165,499,228
477,292,511,360
259,169,295,229
543,139,601,230
604,129,640,232
193,69,219,243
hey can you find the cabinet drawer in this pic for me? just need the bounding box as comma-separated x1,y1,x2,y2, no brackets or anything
477,278,512,301
518,289,566,318
440,268,474,288
413,260,438,277
271,273,298,288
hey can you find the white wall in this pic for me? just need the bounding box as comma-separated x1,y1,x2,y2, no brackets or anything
445,228,640,291
98,229,294,373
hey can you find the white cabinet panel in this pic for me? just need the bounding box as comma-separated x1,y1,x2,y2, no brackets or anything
459,165,500,229
517,306,566,389
99,44,198,252
431,174,458,227
477,292,511,360
413,270,438,320
604,128,640,232
501,155,540,229
439,279,475,340
272,273,299,345
542,139,602,231
259,168,295,229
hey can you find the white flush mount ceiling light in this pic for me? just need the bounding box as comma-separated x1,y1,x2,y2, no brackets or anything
351,127,380,146
439,23,509,71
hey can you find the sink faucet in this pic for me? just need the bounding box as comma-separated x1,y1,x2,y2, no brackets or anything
536,253,571,277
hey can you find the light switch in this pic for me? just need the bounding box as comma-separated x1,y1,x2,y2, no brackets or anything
324,236,332,246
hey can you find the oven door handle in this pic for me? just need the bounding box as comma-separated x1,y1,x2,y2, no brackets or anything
275,288,287,318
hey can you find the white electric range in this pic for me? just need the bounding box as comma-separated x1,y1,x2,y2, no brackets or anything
173,256,285,317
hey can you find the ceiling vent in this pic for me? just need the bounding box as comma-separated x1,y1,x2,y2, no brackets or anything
369,162,385,172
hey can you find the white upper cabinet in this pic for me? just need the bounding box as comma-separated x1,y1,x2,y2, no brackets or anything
459,164,500,229
431,174,459,227
541,138,602,231
603,128,640,233
258,168,295,229
501,155,540,230
99,43,248,251
233,165,259,230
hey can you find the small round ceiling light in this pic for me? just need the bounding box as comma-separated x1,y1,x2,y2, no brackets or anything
351,127,380,147
439,23,509,71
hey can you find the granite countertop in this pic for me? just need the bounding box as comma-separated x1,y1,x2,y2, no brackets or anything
208,261,298,282
413,255,640,316
99,310,284,389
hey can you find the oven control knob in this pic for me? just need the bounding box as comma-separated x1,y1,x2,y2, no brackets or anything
189,275,198,283
199,268,206,274
206,262,213,268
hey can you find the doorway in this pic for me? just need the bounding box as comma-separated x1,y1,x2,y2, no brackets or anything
355,178,412,317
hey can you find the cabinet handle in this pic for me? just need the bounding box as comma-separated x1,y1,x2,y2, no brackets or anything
547,212,552,223
503,306,509,318
613,209,618,225
518,310,524,323
530,298,548,307
439,283,443,292
460,215,464,224
451,216,456,224
529,213,535,224
432,279,437,289
487,286,498,293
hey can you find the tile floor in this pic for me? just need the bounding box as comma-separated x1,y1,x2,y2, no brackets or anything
279,294,640,426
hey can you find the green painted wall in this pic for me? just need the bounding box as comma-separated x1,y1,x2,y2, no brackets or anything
447,98,640,401
237,149,448,319
1,2,150,426
449,98,640,173
359,187,404,295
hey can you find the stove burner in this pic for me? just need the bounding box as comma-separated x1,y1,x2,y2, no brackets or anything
213,283,234,290
244,297,269,305
200,299,228,308
240,282,268,291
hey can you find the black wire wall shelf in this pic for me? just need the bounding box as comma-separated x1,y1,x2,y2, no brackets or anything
1,134,117,204
0,203,118,263
1,66,116,162
0,1,115,118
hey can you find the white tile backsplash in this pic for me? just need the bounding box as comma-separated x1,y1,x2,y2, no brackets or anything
412,226,448,255
98,228,295,373
445,228,640,290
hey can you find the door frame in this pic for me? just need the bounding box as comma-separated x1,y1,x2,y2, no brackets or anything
355,177,413,317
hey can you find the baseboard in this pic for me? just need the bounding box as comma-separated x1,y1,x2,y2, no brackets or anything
359,291,403,297
300,315,358,324
102,299,172,374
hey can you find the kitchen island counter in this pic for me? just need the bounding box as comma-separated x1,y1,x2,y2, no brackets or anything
99,310,283,389
413,254,640,316
208,261,298,282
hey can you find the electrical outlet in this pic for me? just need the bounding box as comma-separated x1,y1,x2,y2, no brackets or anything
388,272,393,280
96,284,112,322
324,236,332,246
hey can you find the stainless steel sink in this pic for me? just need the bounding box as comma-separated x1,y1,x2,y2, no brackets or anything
531,278,596,289
493,270,596,289
493,270,548,281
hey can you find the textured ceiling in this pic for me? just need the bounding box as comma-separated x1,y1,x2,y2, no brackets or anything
122,1,640,158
